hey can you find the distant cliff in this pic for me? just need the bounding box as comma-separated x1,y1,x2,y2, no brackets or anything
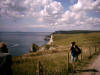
52,30,100,34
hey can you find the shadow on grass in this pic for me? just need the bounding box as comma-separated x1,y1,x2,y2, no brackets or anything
76,69,98,73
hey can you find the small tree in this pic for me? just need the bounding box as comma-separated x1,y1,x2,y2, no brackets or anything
30,43,39,52
0,42,8,53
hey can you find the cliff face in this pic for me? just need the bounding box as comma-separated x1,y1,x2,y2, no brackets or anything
48,35,53,45
0,53,12,75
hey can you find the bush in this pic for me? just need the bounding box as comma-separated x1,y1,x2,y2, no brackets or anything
0,42,8,53
30,43,39,52
45,45,50,50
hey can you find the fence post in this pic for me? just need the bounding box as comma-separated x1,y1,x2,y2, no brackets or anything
81,48,82,61
89,47,91,57
37,61,39,75
67,52,69,72
95,46,97,53
37,61,43,75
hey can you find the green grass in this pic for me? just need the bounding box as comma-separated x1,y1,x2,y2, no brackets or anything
53,32,100,47
12,52,69,75
12,32,100,75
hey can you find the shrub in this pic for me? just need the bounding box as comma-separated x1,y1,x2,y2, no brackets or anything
45,45,51,50
0,42,8,53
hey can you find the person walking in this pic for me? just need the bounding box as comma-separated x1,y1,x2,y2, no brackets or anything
70,41,81,72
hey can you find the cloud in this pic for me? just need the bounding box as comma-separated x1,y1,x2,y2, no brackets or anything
26,25,48,28
0,0,63,18
56,0,100,30
40,1,64,25
0,0,53,17
0,0,64,25
70,0,100,12
0,0,100,31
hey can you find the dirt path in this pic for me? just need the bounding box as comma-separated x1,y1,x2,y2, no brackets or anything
75,55,100,75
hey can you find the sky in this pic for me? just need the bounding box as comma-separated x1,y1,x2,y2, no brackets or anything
0,0,100,32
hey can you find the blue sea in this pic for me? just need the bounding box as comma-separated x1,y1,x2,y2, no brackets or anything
0,32,51,56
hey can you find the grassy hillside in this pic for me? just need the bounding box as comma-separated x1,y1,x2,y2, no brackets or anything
53,32,100,47
12,32,100,75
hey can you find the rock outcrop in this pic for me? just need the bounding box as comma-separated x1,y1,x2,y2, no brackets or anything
0,42,8,53
30,43,39,52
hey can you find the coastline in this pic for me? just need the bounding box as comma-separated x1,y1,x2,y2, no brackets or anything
11,32,100,75
0,32,52,56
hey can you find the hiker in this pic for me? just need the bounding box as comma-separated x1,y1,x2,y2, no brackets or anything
70,41,81,72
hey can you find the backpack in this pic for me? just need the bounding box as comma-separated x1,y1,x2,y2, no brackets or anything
75,45,82,55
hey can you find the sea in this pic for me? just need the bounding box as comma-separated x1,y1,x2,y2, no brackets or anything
0,32,51,56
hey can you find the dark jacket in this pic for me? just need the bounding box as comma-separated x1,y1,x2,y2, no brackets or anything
70,45,78,57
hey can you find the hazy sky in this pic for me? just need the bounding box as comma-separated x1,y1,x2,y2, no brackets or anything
0,0,100,32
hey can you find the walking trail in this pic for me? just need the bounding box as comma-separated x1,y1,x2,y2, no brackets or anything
75,55,100,75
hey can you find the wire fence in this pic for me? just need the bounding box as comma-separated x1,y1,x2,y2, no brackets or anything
34,46,100,75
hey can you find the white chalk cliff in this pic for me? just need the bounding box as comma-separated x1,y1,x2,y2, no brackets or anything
48,35,53,45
